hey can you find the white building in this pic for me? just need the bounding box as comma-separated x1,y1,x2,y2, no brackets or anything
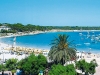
0,25,11,32
76,51,85,61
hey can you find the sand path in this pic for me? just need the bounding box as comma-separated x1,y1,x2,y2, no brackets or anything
94,65,100,75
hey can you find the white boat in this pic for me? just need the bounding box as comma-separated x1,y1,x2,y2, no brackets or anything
84,43,90,45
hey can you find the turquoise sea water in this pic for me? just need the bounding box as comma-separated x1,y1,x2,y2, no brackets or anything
0,31,100,53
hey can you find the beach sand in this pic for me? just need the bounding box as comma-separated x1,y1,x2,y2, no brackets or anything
82,53,100,75
1,42,100,75
0,42,49,61
76,51,100,75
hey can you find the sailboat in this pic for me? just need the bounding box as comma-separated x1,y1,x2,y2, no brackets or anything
87,31,90,38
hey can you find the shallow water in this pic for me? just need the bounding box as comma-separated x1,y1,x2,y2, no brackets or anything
0,31,100,53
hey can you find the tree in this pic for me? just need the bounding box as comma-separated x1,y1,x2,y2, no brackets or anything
18,54,47,75
0,23,2,26
88,59,97,75
48,34,76,65
0,64,5,75
48,64,76,75
66,64,77,75
48,64,67,75
5,58,17,71
0,64,3,71
76,59,96,75
5,58,18,75
76,59,86,73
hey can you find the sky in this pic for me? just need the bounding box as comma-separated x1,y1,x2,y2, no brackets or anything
0,0,100,26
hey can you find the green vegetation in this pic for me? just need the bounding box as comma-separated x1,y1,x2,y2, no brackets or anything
0,64,2,71
1,29,16,33
48,34,76,65
49,64,76,75
0,34,97,75
0,23,100,33
17,54,47,75
0,64,4,71
0,53,97,75
5,58,17,71
0,54,47,75
0,23,53,33
76,59,97,75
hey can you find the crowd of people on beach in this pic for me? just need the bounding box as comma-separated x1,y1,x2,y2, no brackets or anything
0,30,100,75
0,42,49,63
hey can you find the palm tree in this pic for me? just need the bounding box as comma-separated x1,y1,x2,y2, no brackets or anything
48,34,76,65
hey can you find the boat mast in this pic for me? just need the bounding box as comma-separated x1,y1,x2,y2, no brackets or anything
13,36,16,52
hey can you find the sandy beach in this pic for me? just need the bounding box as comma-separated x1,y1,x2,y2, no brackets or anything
76,52,100,75
84,54,100,75
1,42,100,75
0,30,100,75
1,29,100,38
0,41,49,61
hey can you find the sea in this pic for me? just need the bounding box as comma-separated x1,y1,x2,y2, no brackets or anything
0,31,100,53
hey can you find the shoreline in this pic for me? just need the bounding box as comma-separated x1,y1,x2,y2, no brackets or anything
0,31,46,38
0,29,100,52
1,31,100,75
0,29,100,38
1,30,100,75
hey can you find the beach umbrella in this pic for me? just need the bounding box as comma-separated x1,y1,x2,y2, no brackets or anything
33,49,39,54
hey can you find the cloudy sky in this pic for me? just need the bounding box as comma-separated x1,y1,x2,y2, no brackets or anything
0,0,100,26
